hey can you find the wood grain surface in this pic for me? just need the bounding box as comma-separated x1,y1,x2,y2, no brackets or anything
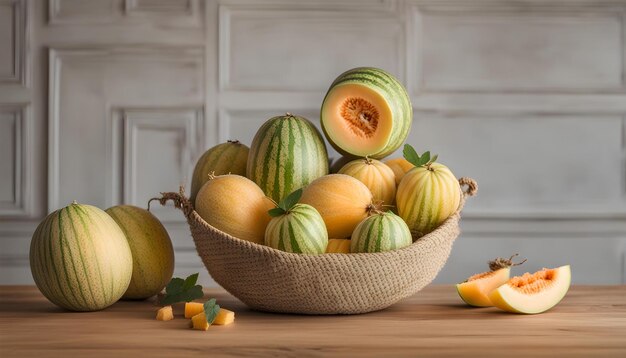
1,285,625,357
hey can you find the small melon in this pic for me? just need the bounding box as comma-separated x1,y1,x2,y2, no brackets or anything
265,203,328,254
325,239,351,254
338,157,396,207
106,205,175,300
195,174,274,244
396,146,461,237
321,67,412,158
456,254,526,307
351,211,412,253
190,140,249,204
300,174,375,239
384,158,413,185
488,265,571,314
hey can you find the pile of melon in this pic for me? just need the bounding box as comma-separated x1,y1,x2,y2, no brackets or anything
191,67,463,256
29,203,175,311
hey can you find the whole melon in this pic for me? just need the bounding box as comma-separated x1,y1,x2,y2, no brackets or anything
397,162,461,237
105,205,175,300
351,211,412,253
338,157,396,207
29,202,133,311
384,157,413,185
300,174,374,239
195,174,274,244
321,67,412,159
265,203,328,254
190,140,249,204
247,113,329,203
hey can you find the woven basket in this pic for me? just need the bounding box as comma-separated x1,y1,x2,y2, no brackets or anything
153,177,477,315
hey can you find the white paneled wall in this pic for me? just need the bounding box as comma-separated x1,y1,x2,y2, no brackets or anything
0,0,625,286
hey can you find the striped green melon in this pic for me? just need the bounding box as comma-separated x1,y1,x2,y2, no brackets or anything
321,67,412,159
350,211,412,253
338,157,396,207
396,148,461,237
29,202,133,311
190,140,249,204
105,205,174,300
265,203,328,254
247,113,329,202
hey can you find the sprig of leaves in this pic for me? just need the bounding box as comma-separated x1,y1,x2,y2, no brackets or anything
403,144,438,168
268,188,303,217
203,298,221,325
159,273,204,306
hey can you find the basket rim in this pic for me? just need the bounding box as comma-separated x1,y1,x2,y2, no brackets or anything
150,175,478,261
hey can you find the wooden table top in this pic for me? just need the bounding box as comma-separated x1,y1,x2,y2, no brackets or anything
1,285,625,357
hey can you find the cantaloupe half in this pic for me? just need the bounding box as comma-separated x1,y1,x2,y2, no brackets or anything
489,265,571,314
321,67,412,159
456,268,511,307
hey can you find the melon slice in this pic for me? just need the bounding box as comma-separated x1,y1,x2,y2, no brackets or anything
456,254,526,307
156,306,174,321
184,302,204,318
456,268,511,307
488,265,571,314
321,67,412,159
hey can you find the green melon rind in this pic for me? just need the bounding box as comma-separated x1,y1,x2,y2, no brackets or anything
264,204,328,254
105,205,175,300
247,114,329,203
321,67,412,159
190,141,249,204
29,203,133,311
350,212,412,253
396,163,461,237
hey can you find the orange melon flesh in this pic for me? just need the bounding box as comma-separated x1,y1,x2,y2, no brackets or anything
456,268,511,307
214,308,235,325
191,312,210,330
184,302,204,318
156,306,174,321
488,265,571,314
321,84,393,156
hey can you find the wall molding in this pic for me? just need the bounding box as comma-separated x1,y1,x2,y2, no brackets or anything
0,0,27,86
0,104,30,217
409,2,626,95
218,3,405,92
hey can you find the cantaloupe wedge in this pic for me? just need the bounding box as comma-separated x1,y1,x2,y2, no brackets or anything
456,268,511,307
488,265,571,314
156,306,174,321
456,254,525,307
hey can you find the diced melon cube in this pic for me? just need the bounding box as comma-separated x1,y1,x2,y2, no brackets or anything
156,306,174,321
214,308,235,325
191,312,210,331
185,302,204,318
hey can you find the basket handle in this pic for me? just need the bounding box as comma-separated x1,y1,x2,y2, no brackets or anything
458,177,478,198
457,177,477,212
148,186,195,219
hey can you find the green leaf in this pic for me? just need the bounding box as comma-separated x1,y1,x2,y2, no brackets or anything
268,207,286,217
159,273,204,305
279,188,303,212
430,154,438,164
182,272,199,291
403,144,420,167
203,298,221,325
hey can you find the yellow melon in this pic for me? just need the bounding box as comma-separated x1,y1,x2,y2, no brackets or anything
300,174,374,239
384,158,413,185
325,239,351,254
195,174,274,244
338,157,396,208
